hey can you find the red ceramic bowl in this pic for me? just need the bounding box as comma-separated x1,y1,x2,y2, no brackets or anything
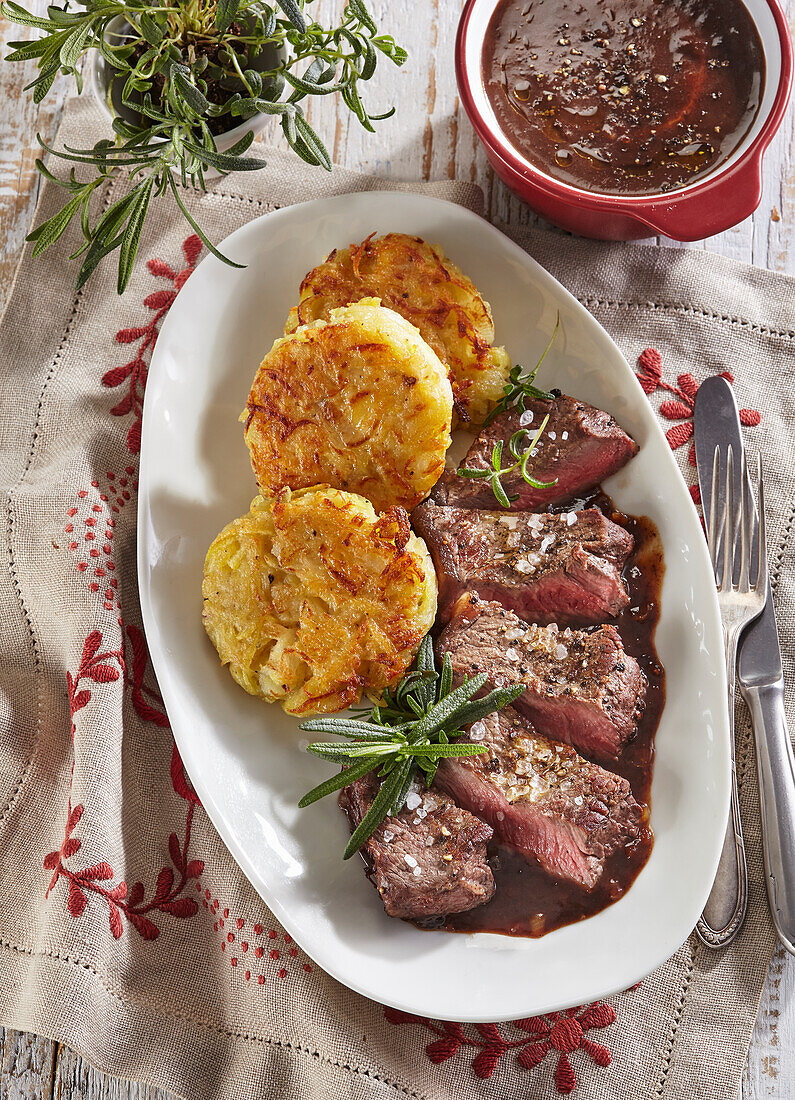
456,0,793,241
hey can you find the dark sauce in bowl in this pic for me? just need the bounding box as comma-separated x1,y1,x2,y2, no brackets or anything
419,492,665,938
482,0,765,195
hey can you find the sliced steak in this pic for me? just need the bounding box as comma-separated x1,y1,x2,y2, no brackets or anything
432,393,638,509
436,706,645,889
436,596,645,761
412,500,632,626
338,773,495,920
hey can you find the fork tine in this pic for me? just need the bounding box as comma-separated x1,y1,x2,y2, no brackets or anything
722,445,734,590
708,445,721,571
738,450,752,592
756,453,767,594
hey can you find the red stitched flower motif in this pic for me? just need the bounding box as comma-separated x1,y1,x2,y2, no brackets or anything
384,1002,617,1094
636,347,761,506
105,235,203,454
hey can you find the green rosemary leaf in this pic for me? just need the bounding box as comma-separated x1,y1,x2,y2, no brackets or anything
59,18,95,69
452,684,525,729
491,439,504,472
173,71,211,116
299,717,409,740
439,651,453,701
5,37,50,62
372,35,407,65
347,0,377,35
458,411,556,507
138,11,164,46
166,174,245,270
297,757,376,808
215,0,241,34
117,177,154,294
293,113,332,170
31,65,57,103
0,1,55,31
29,192,82,257
491,472,513,509
306,741,402,761
408,672,489,742
342,79,375,133
408,743,490,758
456,466,491,480
343,759,411,859
391,761,420,816
277,0,306,33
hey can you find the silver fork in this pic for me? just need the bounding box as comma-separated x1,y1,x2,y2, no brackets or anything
696,446,768,948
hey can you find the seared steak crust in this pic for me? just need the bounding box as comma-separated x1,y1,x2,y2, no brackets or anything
432,394,638,510
412,500,632,626
436,596,646,761
436,706,644,889
338,772,495,919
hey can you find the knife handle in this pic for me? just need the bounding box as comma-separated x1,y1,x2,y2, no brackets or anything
742,681,795,956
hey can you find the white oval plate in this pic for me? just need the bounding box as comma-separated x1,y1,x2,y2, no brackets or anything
138,192,729,1021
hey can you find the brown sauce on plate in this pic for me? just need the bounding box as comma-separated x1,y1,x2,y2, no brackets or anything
422,491,665,938
482,0,764,195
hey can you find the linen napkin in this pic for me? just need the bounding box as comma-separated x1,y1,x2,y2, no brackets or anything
1,93,793,1100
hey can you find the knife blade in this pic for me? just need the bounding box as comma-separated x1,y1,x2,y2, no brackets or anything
694,375,795,955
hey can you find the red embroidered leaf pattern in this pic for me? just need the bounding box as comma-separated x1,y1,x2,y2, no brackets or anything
518,1041,550,1069
659,400,693,420
106,235,203,455
46,624,204,941
635,348,760,473
635,347,662,393
666,422,693,449
425,1038,459,1064
109,901,124,939
67,879,87,916
384,1000,621,1094
555,1055,577,1094
677,373,698,399
76,862,114,881
472,1048,503,1078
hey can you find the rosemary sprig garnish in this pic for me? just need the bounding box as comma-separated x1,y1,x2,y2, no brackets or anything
298,635,523,859
456,413,558,508
483,313,560,427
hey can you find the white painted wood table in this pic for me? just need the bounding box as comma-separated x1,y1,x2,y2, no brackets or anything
0,0,793,1097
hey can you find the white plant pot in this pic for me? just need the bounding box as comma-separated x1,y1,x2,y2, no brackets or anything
90,15,273,158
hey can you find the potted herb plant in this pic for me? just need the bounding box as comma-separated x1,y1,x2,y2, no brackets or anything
1,0,406,292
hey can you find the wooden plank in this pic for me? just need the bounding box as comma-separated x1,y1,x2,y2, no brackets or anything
53,1046,171,1100
0,3,68,315
0,1028,57,1100
741,944,795,1099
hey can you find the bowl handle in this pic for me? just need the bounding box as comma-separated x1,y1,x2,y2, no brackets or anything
635,158,764,242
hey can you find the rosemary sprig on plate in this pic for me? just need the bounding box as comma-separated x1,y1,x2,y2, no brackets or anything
298,635,523,859
456,413,558,508
483,313,560,427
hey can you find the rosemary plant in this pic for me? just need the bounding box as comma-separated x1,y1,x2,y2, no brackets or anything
2,0,406,292
298,636,523,859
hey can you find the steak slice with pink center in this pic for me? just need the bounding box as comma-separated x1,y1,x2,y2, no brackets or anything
338,773,495,920
436,596,645,761
432,393,638,510
412,500,632,627
436,706,645,889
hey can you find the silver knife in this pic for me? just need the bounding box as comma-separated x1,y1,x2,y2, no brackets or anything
695,375,795,955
